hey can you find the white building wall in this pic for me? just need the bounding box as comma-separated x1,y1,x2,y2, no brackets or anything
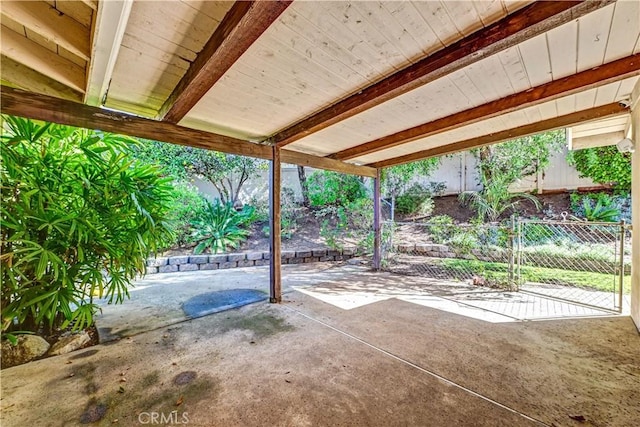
193,165,314,203
428,148,596,195
193,150,596,203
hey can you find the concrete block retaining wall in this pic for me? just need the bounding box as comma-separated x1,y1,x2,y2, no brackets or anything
146,248,357,275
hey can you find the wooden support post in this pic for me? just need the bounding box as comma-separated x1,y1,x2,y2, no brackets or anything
269,146,282,303
373,169,382,271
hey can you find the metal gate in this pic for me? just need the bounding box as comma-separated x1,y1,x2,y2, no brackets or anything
381,219,630,313
516,220,629,313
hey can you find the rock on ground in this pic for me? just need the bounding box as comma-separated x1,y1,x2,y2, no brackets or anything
48,331,91,356
1,335,50,369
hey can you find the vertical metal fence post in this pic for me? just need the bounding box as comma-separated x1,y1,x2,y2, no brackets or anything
508,216,515,286
373,169,382,271
516,219,522,289
619,220,626,312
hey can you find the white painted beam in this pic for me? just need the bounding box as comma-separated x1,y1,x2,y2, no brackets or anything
631,78,640,331
571,131,626,150
84,0,132,106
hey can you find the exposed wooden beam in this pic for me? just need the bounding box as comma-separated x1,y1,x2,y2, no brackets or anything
1,55,82,102
281,150,376,178
369,103,629,169
1,1,91,60
159,0,292,123
273,0,614,147
334,54,640,161
0,85,271,157
84,0,133,106
269,146,282,303
1,25,85,93
0,86,376,177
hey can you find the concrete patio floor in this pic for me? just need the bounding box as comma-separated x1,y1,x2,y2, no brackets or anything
1,264,639,426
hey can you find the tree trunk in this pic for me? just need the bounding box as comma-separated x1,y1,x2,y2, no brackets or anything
477,146,493,189
297,166,310,207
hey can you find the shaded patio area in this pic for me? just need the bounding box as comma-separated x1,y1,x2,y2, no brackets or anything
2,266,638,426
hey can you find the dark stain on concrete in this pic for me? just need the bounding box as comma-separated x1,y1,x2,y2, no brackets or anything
140,375,220,412
142,371,161,387
221,312,294,339
69,362,101,395
79,400,107,424
69,349,99,360
173,371,197,386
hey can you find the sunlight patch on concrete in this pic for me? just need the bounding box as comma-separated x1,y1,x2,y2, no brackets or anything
397,295,517,323
293,286,394,310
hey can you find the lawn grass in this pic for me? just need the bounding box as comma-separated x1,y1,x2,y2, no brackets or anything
441,258,631,294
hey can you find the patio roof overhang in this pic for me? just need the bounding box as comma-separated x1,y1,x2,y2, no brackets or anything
1,0,638,174
1,0,640,326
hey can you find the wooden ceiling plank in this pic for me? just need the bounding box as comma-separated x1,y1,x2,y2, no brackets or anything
273,0,614,147
54,0,93,28
1,25,85,93
1,1,91,60
0,86,375,177
80,1,98,11
333,53,640,161
1,55,83,102
368,102,629,169
159,0,293,123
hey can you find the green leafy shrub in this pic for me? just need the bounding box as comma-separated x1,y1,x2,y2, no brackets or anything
568,146,631,192
428,215,455,243
571,192,630,223
308,171,367,207
191,200,255,254
261,187,300,239
246,196,270,224
521,223,557,245
581,198,619,222
395,183,435,216
428,181,447,197
447,232,479,255
570,193,620,222
1,116,173,334
316,198,373,251
164,182,209,248
475,224,510,248
459,184,540,222
569,192,582,214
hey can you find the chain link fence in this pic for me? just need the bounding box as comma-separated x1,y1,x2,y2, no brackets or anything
517,220,629,312
381,219,629,312
381,220,516,288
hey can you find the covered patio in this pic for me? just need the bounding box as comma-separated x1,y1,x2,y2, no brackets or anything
2,263,639,426
1,0,640,424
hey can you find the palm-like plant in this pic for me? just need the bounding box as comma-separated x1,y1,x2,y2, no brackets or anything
582,199,619,222
459,181,541,222
1,116,174,335
191,200,255,254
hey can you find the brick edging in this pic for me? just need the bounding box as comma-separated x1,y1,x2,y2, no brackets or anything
146,248,357,274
